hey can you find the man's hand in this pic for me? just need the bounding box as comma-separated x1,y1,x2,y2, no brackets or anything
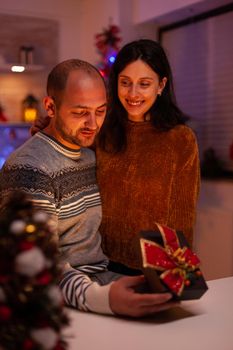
109,275,178,318
30,115,51,136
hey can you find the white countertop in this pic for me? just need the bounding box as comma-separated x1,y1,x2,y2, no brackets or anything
64,276,233,350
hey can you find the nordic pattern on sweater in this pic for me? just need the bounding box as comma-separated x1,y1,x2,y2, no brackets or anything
0,131,112,313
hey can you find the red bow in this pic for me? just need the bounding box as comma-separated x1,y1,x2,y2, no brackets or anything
140,224,200,296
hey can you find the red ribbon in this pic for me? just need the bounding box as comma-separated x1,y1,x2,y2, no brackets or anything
140,224,200,296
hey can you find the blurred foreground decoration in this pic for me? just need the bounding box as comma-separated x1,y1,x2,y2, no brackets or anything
95,21,121,79
0,192,69,350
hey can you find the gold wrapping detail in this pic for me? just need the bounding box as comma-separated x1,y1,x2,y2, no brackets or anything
96,123,200,269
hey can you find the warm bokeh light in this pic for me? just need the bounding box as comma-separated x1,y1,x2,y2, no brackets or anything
23,108,37,122
11,65,25,73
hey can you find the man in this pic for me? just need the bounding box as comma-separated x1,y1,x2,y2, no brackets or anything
0,59,176,317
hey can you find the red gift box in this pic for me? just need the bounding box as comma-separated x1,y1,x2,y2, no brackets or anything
139,224,208,300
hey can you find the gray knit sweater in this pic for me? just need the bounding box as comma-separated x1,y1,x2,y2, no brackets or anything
0,131,115,314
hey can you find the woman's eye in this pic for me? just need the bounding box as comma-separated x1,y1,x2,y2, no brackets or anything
140,82,150,87
120,80,131,87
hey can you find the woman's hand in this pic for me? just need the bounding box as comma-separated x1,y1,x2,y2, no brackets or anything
30,115,51,136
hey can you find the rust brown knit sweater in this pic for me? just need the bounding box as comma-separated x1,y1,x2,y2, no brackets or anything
96,122,200,269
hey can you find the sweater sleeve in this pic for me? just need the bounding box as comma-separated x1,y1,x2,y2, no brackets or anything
59,265,113,314
168,129,200,246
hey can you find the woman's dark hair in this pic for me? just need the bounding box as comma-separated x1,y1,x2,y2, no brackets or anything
98,39,186,153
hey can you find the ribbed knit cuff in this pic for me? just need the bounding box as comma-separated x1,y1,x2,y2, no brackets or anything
84,282,114,315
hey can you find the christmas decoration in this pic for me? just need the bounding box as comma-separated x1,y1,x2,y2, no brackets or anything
139,223,208,300
0,192,69,350
0,103,8,122
95,21,121,78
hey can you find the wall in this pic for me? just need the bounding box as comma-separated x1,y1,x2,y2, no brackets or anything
194,180,233,280
1,0,231,66
77,0,119,64
0,0,83,121
0,0,82,61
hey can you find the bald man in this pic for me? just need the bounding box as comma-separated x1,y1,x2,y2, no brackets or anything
0,59,177,317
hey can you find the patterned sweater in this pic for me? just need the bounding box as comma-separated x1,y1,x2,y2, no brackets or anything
96,122,200,269
0,131,114,314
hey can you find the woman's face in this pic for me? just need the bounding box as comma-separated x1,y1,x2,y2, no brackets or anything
117,59,167,122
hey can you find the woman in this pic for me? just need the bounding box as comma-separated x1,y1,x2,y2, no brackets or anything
96,39,200,273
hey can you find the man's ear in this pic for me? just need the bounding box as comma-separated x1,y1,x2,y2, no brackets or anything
43,96,56,118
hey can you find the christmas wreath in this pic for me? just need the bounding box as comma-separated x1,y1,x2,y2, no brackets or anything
0,192,69,350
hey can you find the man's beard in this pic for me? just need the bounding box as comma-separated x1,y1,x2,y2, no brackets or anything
56,116,97,148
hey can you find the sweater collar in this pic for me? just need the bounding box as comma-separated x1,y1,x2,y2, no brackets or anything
127,119,153,129
36,131,81,160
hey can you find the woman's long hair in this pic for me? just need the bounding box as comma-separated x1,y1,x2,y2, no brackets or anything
98,39,187,153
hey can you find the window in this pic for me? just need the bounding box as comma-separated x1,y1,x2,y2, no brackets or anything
160,4,233,172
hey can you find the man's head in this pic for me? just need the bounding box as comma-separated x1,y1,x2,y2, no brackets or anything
43,59,107,149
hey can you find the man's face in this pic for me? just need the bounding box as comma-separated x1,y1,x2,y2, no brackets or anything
46,70,107,149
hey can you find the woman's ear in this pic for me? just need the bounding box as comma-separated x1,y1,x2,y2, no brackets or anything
43,96,56,118
158,77,168,95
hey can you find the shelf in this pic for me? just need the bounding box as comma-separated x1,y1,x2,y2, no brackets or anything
0,122,32,128
0,63,45,73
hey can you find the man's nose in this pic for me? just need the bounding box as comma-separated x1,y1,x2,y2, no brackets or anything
85,113,98,129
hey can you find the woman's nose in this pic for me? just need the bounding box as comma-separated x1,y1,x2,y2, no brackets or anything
128,84,139,97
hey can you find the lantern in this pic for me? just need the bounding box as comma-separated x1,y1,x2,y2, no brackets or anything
22,94,39,123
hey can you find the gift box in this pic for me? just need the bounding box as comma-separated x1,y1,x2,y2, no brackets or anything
139,223,208,300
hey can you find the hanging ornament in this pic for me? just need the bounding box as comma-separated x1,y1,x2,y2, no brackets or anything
95,20,122,79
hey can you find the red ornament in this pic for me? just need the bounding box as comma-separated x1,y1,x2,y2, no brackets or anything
23,338,35,350
54,341,66,350
0,274,10,283
185,279,191,287
19,241,35,251
0,305,12,321
36,270,52,285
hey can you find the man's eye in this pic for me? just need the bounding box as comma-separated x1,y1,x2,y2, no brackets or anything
72,110,87,116
96,109,106,115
